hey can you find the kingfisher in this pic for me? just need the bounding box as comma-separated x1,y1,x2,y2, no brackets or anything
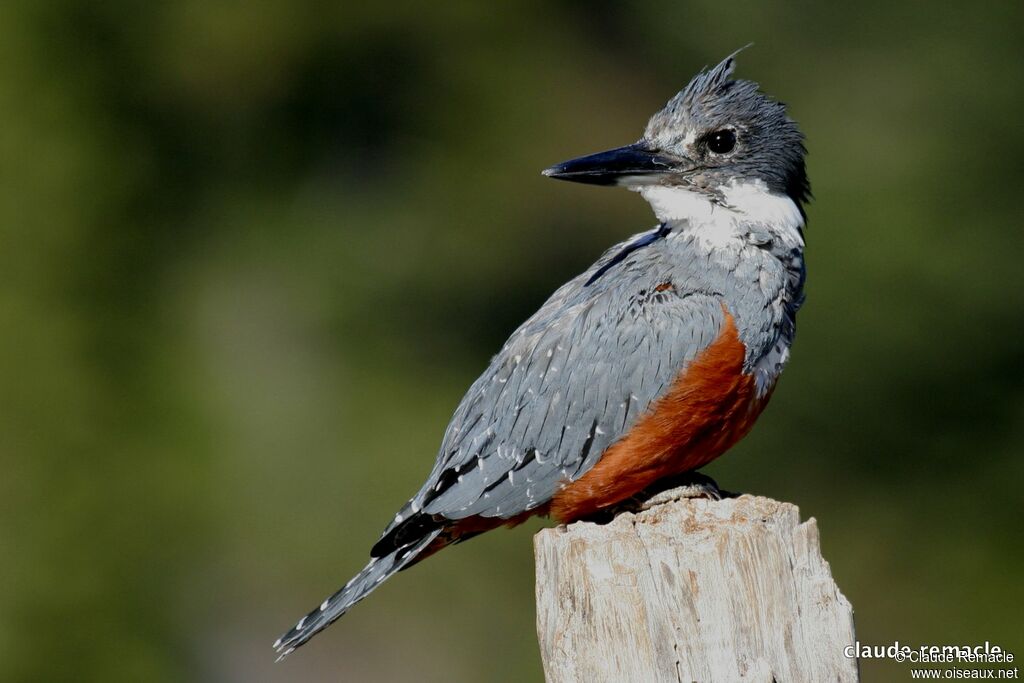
275,51,809,658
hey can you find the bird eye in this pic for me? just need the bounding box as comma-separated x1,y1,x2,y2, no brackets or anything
706,129,736,154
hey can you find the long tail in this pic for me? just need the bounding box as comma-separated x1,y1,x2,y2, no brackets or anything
273,528,442,659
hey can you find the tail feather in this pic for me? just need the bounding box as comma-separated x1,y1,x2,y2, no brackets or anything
273,528,442,659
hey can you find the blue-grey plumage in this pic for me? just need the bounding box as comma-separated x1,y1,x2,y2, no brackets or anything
275,51,810,658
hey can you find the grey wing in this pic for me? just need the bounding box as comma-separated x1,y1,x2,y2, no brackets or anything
390,271,729,527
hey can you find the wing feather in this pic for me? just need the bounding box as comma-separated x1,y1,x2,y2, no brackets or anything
404,261,727,523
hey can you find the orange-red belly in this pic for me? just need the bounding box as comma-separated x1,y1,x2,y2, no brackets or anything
550,308,772,522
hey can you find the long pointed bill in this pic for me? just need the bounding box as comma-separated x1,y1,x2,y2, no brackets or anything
541,143,679,186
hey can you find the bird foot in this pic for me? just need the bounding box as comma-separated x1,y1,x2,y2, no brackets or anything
581,472,734,523
639,472,727,510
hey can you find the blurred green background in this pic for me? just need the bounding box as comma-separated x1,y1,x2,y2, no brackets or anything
2,1,1021,681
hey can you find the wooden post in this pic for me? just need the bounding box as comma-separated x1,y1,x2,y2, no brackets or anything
534,494,858,682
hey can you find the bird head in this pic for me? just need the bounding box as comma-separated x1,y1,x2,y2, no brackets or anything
543,51,810,213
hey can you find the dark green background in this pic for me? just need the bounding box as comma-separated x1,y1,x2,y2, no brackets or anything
2,2,1021,681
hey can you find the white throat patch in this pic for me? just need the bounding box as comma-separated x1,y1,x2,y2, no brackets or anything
636,179,804,249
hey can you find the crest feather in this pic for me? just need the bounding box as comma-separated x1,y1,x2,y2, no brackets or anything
679,45,751,105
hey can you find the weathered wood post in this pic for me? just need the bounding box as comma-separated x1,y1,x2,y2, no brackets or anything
534,495,858,682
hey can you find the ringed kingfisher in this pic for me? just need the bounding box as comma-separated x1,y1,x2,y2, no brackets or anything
275,51,809,657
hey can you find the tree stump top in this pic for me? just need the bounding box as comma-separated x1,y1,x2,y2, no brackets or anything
535,494,858,683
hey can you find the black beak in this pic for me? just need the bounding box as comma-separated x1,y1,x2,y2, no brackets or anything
542,143,678,185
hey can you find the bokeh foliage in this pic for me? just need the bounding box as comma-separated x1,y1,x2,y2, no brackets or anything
1,1,1021,681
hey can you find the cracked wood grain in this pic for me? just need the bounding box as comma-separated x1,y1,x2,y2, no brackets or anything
534,495,858,682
